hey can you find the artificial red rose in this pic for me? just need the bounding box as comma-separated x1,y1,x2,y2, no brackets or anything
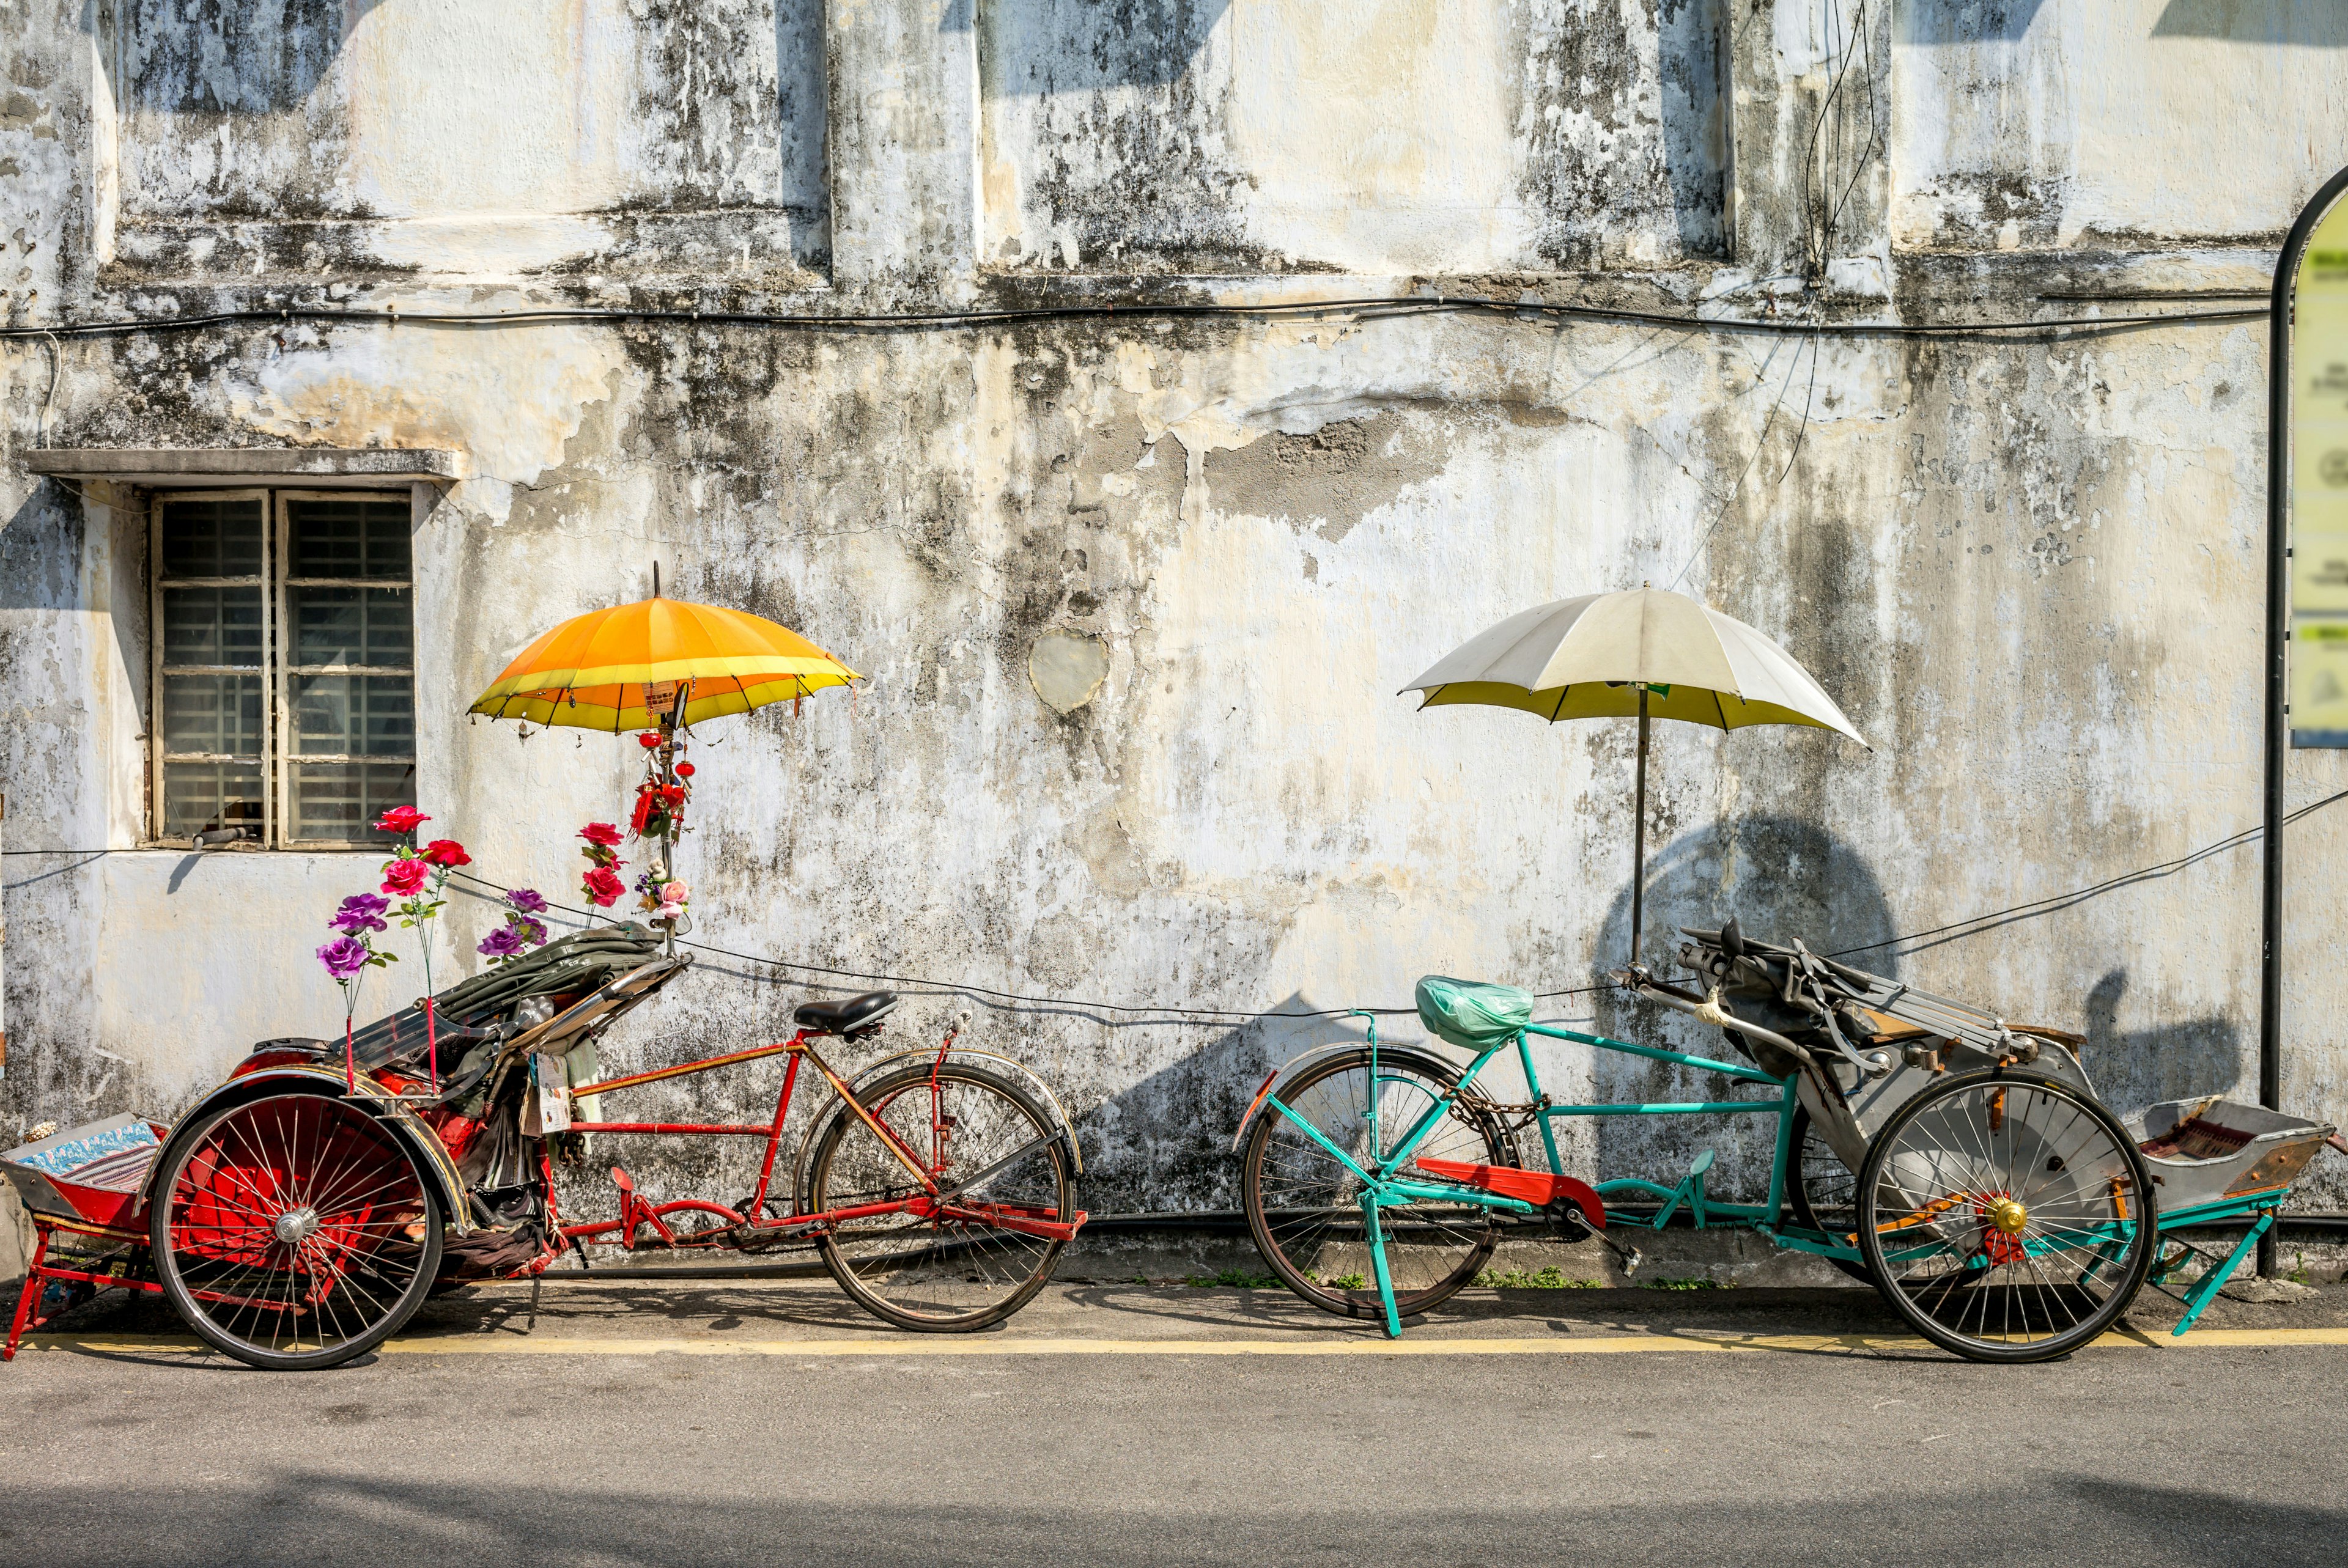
581,866,626,907
375,805,430,835
579,822,624,847
420,839,471,869
637,731,663,749
382,858,431,897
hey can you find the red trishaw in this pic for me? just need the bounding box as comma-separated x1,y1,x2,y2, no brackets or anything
6,924,1086,1368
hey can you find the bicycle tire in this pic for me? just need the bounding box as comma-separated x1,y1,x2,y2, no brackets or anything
1784,1103,1874,1284
150,1088,443,1371
1240,1046,1516,1323
804,1061,1076,1332
1856,1068,2155,1364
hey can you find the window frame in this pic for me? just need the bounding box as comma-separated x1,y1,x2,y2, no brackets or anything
146,485,419,851
149,485,274,847
272,488,419,850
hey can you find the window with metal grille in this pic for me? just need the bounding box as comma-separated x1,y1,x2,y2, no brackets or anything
152,490,416,847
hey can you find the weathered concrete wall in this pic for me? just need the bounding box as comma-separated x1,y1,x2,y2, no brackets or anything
7,2,2348,1228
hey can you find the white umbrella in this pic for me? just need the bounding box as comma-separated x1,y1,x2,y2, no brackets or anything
1404,586,1868,966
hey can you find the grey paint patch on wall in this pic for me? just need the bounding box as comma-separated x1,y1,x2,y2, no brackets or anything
1030,629,1110,714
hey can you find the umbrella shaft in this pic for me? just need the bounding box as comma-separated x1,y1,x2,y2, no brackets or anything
1631,688,1649,968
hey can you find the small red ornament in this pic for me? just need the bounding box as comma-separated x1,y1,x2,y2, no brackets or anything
675,762,695,778
637,731,663,749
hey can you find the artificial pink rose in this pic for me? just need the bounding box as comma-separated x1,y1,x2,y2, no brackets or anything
579,822,624,848
581,866,626,907
659,880,690,905
382,858,430,898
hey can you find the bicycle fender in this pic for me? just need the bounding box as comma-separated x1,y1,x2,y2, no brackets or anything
1228,1041,1475,1152
158,1065,474,1235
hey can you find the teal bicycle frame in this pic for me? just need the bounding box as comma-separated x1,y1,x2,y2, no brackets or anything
1258,1015,1868,1338
1261,1015,2284,1342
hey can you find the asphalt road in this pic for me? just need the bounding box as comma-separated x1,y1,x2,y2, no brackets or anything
4,1276,2342,1567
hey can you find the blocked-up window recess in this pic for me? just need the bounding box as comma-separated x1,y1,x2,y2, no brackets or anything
108,1,831,280
152,491,416,848
979,0,1729,276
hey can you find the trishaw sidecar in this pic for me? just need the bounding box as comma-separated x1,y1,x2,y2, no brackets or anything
1235,921,2336,1363
4,928,674,1366
6,924,1087,1368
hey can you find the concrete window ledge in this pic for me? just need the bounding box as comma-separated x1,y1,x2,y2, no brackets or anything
22,448,463,488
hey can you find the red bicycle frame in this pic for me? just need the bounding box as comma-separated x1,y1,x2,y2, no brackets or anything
542,1023,1082,1266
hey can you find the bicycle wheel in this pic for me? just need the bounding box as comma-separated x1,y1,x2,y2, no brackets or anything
150,1089,444,1371
1856,1069,2153,1363
1241,1047,1517,1322
1784,1104,1872,1284
805,1062,1076,1331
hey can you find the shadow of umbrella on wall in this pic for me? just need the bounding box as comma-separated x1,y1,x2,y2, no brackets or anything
1403,585,1869,968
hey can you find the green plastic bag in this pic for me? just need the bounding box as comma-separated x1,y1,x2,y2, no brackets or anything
1414,975,1534,1049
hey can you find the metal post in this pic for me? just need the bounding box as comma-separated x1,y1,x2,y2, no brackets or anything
1631,685,1650,970
2260,164,2348,1275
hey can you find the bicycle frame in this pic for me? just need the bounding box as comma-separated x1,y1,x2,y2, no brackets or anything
540,1023,1084,1263
1253,1017,1862,1336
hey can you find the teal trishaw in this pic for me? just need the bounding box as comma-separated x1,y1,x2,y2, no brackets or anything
1233,919,2336,1363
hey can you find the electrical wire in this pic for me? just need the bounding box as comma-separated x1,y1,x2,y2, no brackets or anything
430,866,1600,1021
17,786,2340,1021
1826,782,2348,962
0,295,2269,347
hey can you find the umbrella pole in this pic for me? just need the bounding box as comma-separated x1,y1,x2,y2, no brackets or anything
656,714,677,957
1630,685,1649,971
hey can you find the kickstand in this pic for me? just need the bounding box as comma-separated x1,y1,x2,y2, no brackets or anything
1594,1227,1644,1278
1556,1202,1645,1278
528,1270,542,1333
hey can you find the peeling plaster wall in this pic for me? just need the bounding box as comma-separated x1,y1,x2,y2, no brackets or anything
7,1,2348,1226
102,0,832,285
980,0,1728,274
1894,1,2348,251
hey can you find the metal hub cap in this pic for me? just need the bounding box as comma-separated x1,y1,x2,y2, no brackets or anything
273,1206,320,1245
1986,1198,2028,1236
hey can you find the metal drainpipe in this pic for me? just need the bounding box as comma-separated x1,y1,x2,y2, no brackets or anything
2261,164,2348,1276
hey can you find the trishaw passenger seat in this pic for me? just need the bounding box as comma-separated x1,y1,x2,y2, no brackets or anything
794,991,899,1036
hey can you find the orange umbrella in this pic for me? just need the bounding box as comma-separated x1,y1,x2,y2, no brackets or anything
467,594,859,732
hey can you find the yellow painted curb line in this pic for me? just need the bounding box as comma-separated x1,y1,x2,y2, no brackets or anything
20,1326,2348,1359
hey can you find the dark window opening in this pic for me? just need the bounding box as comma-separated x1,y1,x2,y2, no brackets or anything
152,490,416,847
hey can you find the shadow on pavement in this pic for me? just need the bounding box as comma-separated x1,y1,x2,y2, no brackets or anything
0,1470,2335,1568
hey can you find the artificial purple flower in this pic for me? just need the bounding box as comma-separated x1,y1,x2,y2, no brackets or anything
330,894,390,934
317,935,372,981
506,888,548,915
478,926,530,960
